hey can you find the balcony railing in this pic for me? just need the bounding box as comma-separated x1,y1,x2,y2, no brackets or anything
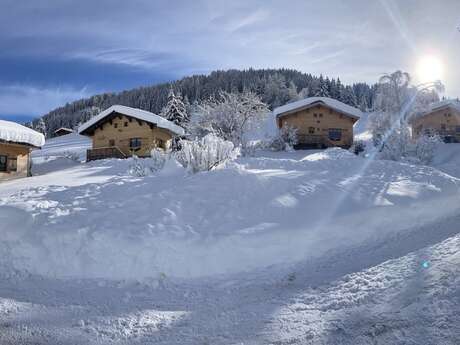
296,134,352,149
86,146,126,161
297,134,325,145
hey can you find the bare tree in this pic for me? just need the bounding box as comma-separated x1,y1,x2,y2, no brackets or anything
190,91,269,151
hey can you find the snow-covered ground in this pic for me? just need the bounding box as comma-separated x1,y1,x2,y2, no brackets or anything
1,134,460,344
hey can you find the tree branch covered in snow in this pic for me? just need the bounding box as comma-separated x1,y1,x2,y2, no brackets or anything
368,70,443,163
189,91,269,152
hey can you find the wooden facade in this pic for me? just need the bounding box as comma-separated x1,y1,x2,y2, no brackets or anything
0,142,32,181
410,104,460,143
276,103,358,149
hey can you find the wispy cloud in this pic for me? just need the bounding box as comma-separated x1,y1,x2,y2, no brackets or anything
0,84,91,117
227,8,270,32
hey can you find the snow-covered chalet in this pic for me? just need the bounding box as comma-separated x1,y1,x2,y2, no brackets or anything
274,97,362,149
78,105,185,161
0,120,45,180
410,99,460,143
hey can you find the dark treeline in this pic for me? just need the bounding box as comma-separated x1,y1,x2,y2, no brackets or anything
29,68,378,137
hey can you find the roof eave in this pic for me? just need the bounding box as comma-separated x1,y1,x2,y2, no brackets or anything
0,138,41,149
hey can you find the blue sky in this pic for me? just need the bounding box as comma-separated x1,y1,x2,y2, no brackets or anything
1,0,460,123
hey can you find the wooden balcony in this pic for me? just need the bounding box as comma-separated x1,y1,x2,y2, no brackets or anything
298,134,325,144
296,134,352,149
86,146,126,161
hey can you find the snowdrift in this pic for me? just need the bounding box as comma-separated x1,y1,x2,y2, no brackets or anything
1,147,459,280
31,133,91,175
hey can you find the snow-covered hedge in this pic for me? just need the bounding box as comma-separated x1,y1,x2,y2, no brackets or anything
268,125,298,151
414,134,442,164
175,134,237,173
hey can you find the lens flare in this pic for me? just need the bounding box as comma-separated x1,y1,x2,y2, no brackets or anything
416,55,444,83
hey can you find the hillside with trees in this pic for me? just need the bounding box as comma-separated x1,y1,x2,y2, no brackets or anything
28,69,379,137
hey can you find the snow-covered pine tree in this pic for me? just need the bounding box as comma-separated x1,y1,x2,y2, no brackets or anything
313,75,330,97
35,118,47,138
160,89,189,127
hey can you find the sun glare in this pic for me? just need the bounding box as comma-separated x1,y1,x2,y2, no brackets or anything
416,55,444,83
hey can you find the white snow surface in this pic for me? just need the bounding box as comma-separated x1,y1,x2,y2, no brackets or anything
273,97,363,119
1,134,460,344
0,120,45,147
1,142,459,279
78,105,185,136
31,132,91,175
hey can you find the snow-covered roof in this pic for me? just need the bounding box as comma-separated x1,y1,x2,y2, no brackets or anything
273,97,362,120
78,105,185,136
411,99,460,122
425,99,460,113
0,120,45,148
54,127,73,133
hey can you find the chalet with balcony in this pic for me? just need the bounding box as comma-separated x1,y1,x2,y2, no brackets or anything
0,120,45,181
78,105,185,161
274,97,361,149
410,99,460,143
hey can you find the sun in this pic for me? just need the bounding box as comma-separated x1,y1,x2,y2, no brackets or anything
416,55,444,83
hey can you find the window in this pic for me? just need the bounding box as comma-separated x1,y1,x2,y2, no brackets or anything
114,123,118,129
124,122,128,127
8,157,17,172
0,155,6,172
308,127,315,134
328,128,342,141
313,113,317,118
109,139,115,147
157,139,165,149
130,138,142,150
319,113,323,118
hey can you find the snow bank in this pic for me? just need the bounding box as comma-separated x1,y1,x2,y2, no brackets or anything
0,149,459,280
302,147,356,161
31,133,91,175
431,143,460,178
0,120,45,147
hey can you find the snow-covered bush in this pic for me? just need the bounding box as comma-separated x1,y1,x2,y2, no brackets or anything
350,140,366,155
127,156,151,177
150,148,167,171
269,125,298,151
376,129,441,165
378,126,412,161
414,134,442,164
175,134,237,173
241,140,264,156
63,151,81,162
